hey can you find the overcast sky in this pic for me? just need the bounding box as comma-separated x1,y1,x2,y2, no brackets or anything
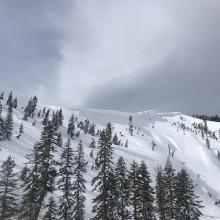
0,0,220,115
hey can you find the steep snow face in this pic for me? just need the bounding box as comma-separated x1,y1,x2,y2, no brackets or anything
1,100,220,219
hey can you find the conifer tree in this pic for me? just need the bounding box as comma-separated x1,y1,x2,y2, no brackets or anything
58,108,64,126
72,140,88,220
67,114,75,138
129,161,139,220
156,167,166,220
89,139,96,149
5,100,13,139
113,133,119,145
58,139,75,219
43,196,58,220
0,117,7,141
129,124,133,136
31,96,38,117
174,168,203,220
12,98,17,109
92,123,116,220
0,156,18,219
19,143,41,220
137,161,155,219
6,91,12,106
84,119,89,134
0,99,2,116
115,156,130,220
21,121,61,220
163,157,176,220
42,109,50,126
89,123,96,136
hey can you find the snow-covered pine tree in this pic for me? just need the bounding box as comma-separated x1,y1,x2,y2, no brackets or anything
21,121,61,220
0,156,18,219
58,108,63,126
19,143,41,220
84,119,90,134
72,140,88,220
113,133,119,145
137,161,155,220
34,121,61,218
174,168,203,220
57,139,75,219
89,123,96,136
89,139,96,149
43,196,58,220
5,99,13,139
31,96,38,117
0,117,7,141
42,109,50,126
67,114,75,138
12,98,17,109
128,160,139,220
6,91,12,106
92,123,116,220
115,156,130,220
129,124,133,136
163,157,176,220
156,167,166,220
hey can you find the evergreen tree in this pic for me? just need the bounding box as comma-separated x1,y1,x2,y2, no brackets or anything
0,99,2,116
137,161,155,219
43,196,58,220
72,140,88,220
67,114,75,138
129,124,133,136
174,168,203,220
113,133,119,145
0,117,7,141
58,108,64,126
89,123,96,136
115,156,130,220
156,167,166,220
163,157,176,220
19,143,41,220
92,123,116,220
6,91,12,106
42,109,50,126
21,121,61,220
31,96,38,117
5,100,13,139
0,156,18,219
129,161,139,220
84,119,90,134
12,98,17,109
58,139,75,219
89,139,96,149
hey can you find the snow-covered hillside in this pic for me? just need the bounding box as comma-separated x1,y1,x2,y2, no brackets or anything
1,98,220,219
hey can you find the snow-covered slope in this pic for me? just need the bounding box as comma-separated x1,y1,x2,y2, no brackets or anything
1,100,220,219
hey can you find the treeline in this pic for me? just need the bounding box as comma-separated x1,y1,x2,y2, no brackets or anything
0,123,203,219
0,91,203,219
193,114,220,122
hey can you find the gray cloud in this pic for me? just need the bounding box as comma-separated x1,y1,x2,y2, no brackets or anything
0,1,220,114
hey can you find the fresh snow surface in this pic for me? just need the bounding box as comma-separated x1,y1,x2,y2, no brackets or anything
1,101,220,219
